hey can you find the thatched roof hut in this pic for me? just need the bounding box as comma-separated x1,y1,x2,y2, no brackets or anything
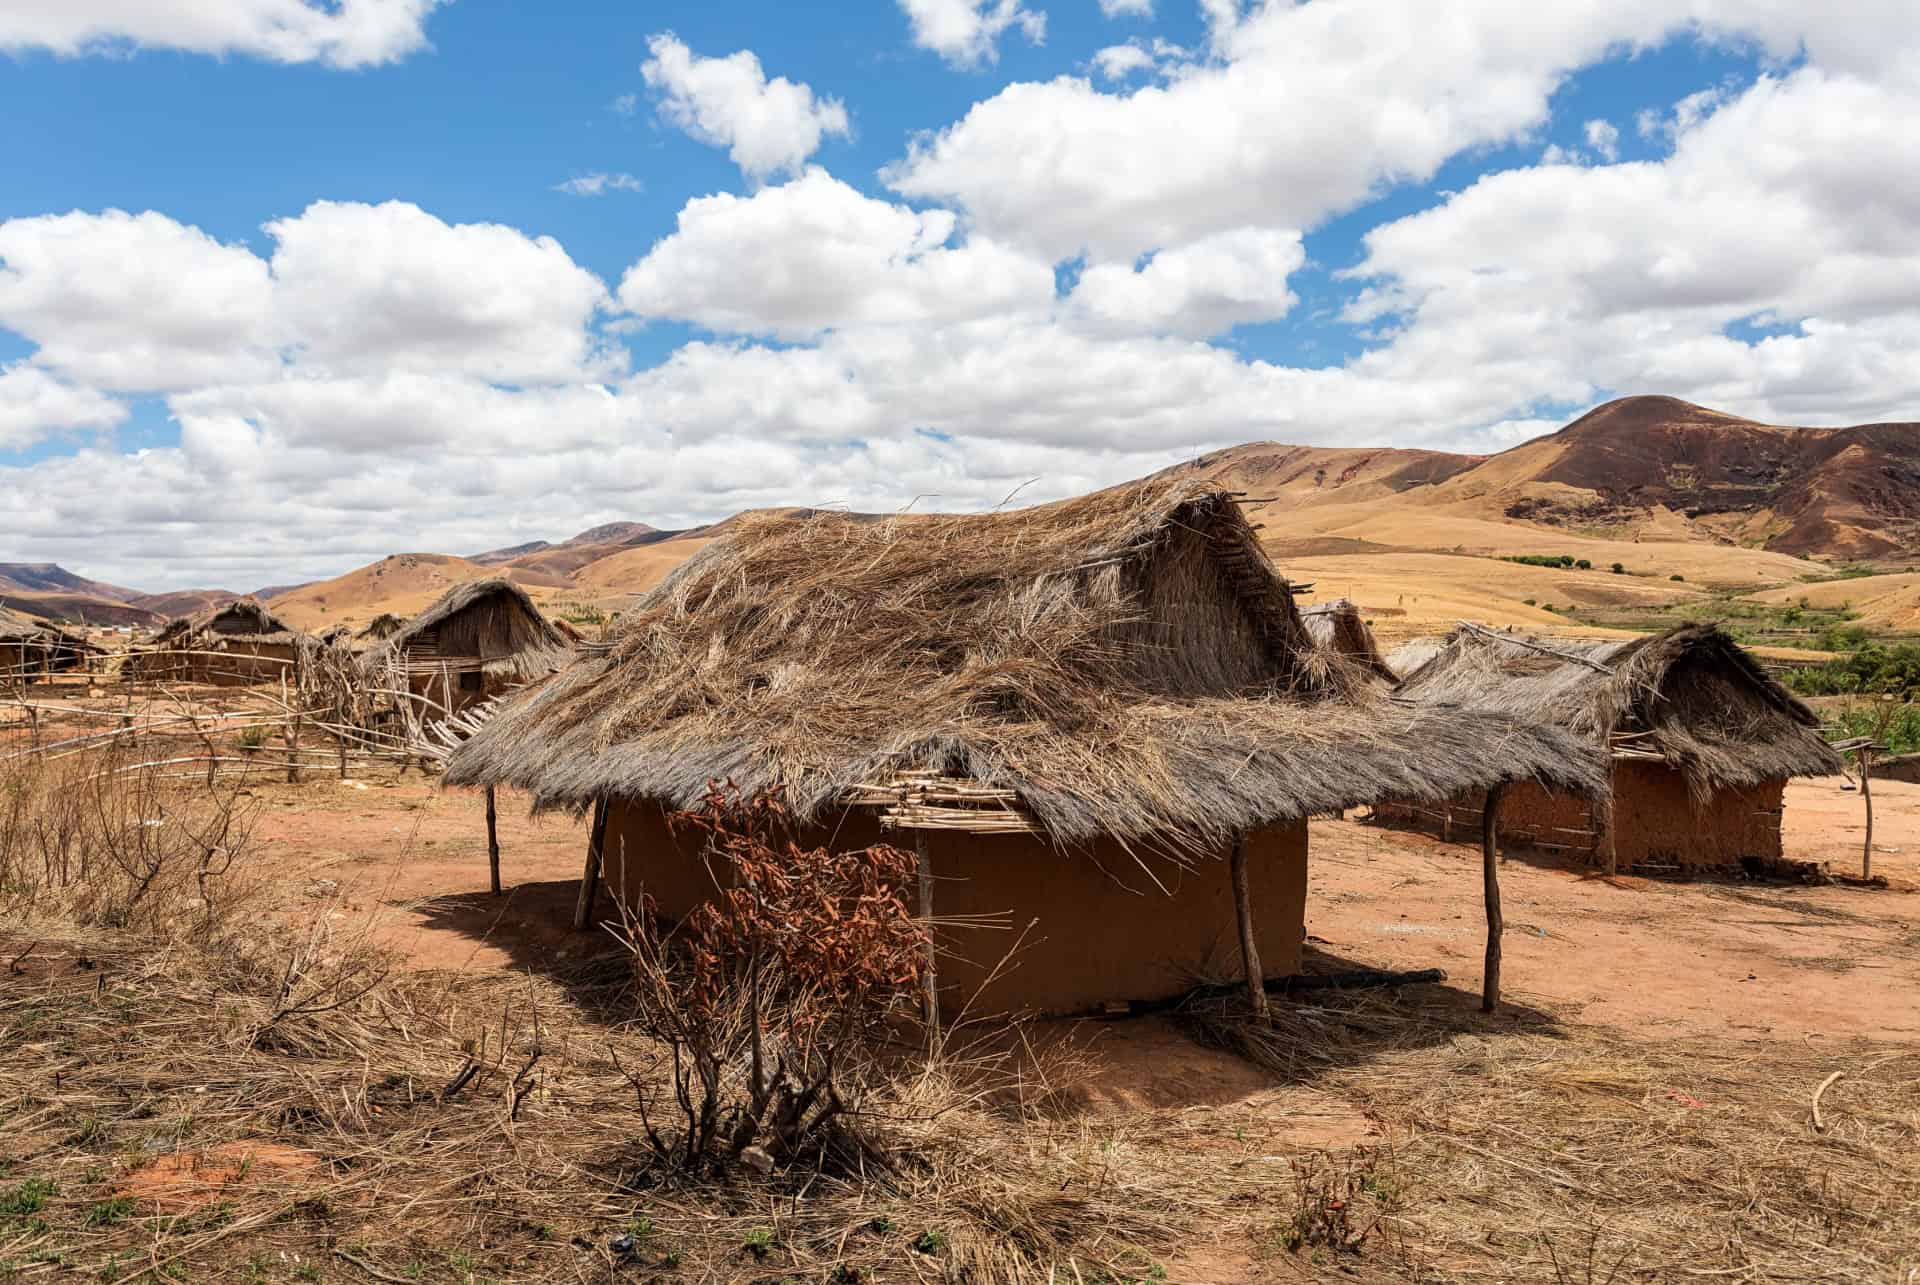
1301,599,1396,683
136,597,310,686
0,604,97,679
448,480,1608,1014
447,480,1602,847
1381,623,1843,873
153,597,303,648
362,579,572,687
356,613,405,644
1394,623,1840,795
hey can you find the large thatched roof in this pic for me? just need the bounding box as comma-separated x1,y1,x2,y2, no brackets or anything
1394,623,1842,793
1301,600,1396,682
154,597,303,646
446,480,1605,849
363,578,572,682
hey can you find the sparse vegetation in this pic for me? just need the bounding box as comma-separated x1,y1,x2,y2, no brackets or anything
1789,641,1920,702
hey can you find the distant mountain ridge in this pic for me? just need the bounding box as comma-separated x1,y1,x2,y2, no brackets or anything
12,396,1918,632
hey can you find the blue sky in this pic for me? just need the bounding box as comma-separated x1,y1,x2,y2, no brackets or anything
0,1,1915,588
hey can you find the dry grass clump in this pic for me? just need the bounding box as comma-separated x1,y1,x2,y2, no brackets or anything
1179,990,1920,1282
0,931,1195,1282
0,748,263,937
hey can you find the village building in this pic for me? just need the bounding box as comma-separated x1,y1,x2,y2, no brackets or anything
1377,623,1842,872
354,613,406,646
134,598,310,687
446,481,1604,1016
361,578,573,718
0,605,98,684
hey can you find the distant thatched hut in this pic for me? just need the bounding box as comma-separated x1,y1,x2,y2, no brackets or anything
1301,600,1396,682
362,579,572,717
134,598,309,687
446,481,1604,1016
355,613,405,645
1378,624,1843,872
0,605,98,684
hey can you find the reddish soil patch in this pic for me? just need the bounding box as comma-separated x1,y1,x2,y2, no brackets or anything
123,1141,322,1211
1312,781,1920,1042
244,775,598,972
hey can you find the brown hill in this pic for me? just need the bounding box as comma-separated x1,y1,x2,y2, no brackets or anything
500,522,672,580
269,554,560,632
130,589,240,618
1463,395,1920,559
0,562,144,603
0,591,161,627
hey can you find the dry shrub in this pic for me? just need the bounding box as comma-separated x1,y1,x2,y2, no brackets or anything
0,744,261,937
619,782,928,1178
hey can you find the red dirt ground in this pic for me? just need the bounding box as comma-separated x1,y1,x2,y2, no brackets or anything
253,772,1920,1046
229,771,1920,1284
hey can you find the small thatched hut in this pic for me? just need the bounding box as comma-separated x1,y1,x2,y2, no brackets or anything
1301,599,1396,682
0,605,98,684
446,480,1605,1016
362,579,573,717
134,598,309,686
355,613,405,645
1379,623,1843,872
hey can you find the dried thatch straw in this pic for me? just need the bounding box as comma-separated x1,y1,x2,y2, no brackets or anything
1301,599,1396,682
1395,622,1843,796
0,603,97,674
360,578,572,683
447,480,1607,849
354,612,405,643
153,596,305,647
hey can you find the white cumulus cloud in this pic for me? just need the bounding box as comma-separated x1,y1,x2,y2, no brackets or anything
641,34,851,181
896,0,1045,69
1067,227,1305,338
0,209,278,392
1099,0,1153,16
616,168,1053,340
0,0,444,68
886,0,1920,262
0,365,126,449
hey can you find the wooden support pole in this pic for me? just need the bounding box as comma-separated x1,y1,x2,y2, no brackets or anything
486,785,501,896
572,797,609,931
1231,834,1269,1022
916,830,939,1029
1861,747,1874,881
1481,783,1506,1014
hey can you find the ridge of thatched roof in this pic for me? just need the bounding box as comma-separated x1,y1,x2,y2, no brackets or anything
155,596,304,646
1394,622,1842,792
363,578,572,682
356,612,405,642
1386,636,1446,680
1301,599,1396,682
446,479,1607,849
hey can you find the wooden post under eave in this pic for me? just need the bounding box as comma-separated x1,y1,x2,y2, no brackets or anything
485,785,501,895
916,830,939,1029
573,797,609,931
1231,835,1269,1021
1481,783,1506,1014
1861,747,1874,880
